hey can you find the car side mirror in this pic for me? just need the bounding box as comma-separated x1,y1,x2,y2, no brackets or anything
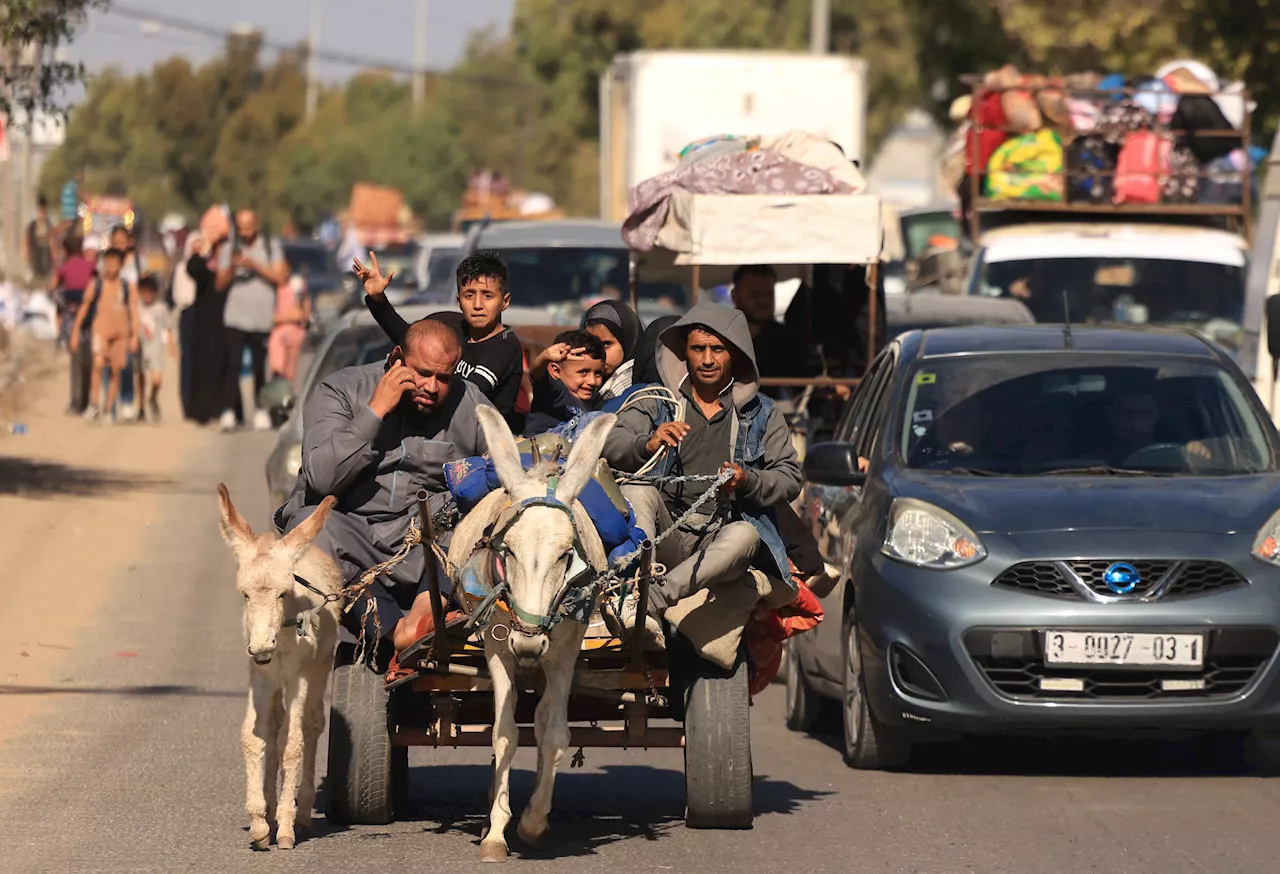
803,442,867,487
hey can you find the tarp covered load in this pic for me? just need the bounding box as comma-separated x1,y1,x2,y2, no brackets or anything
622,130,883,266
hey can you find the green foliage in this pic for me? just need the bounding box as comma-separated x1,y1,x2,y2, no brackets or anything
41,41,469,233
37,0,1280,227
0,0,105,117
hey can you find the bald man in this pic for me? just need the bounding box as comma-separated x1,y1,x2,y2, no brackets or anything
275,318,493,660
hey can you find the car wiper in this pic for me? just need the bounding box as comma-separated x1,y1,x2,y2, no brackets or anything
937,467,1010,477
1039,466,1173,477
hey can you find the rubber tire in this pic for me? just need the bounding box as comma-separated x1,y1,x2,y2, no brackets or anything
684,658,754,829
325,654,395,825
784,638,821,733
843,610,912,770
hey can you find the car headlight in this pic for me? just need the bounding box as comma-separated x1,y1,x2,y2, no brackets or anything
881,499,986,569
1251,509,1280,565
284,443,303,479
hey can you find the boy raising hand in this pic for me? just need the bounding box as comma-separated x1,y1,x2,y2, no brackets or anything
358,250,524,427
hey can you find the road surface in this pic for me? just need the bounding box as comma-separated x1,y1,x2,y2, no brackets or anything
3,364,1280,873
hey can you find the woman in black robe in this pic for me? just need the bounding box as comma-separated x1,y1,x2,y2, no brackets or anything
183,234,230,425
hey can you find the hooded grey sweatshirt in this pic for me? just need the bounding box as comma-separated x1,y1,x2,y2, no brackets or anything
604,302,801,516
278,361,492,558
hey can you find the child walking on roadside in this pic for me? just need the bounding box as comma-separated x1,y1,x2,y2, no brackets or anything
71,248,138,423
268,269,309,386
136,275,175,422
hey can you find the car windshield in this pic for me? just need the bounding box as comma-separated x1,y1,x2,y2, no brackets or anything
426,247,463,289
975,256,1245,357
372,247,419,288
283,244,334,277
900,354,1273,476
901,211,961,261
305,326,395,402
489,247,687,309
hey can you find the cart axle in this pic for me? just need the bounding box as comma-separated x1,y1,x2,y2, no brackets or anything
393,725,686,749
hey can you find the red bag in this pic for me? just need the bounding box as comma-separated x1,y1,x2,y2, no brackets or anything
746,577,826,696
965,89,1009,173
1113,131,1171,205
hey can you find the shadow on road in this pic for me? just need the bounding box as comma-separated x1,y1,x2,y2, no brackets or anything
0,457,176,499
313,762,830,856
0,684,243,698
805,717,1280,778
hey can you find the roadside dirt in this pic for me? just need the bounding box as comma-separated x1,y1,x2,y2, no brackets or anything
0,342,218,740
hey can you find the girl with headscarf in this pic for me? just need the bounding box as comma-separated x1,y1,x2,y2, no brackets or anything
581,299,642,402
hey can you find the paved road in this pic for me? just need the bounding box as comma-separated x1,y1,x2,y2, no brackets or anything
5,428,1280,873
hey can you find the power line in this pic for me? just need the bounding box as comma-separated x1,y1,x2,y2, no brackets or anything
105,2,436,77
102,3,528,88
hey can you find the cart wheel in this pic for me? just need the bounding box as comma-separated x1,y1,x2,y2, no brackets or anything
684,658,754,829
326,647,396,825
784,638,820,733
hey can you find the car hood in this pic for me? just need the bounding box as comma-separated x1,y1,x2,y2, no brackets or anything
891,471,1280,536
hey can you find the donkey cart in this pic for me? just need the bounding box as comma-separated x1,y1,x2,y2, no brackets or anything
324,497,755,833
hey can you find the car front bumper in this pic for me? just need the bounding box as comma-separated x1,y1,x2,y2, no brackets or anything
858,529,1280,734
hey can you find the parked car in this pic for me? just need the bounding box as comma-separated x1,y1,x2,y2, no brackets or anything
412,233,465,299
371,241,424,308
790,324,1280,768
886,289,1034,338
464,220,689,323
283,240,346,339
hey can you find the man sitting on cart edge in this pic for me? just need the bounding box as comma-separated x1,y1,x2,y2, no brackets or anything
602,301,802,635
274,316,492,662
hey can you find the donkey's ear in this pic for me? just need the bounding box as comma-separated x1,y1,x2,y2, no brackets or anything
477,404,530,494
279,495,337,563
217,483,255,561
556,413,617,506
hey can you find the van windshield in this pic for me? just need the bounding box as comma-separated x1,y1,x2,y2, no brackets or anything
900,354,1273,476
974,256,1245,358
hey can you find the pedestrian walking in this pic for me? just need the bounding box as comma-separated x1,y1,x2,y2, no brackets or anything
268,266,309,387
171,230,200,419
183,220,232,426
24,196,57,286
136,275,175,422
50,235,97,413
72,248,139,424
219,210,287,431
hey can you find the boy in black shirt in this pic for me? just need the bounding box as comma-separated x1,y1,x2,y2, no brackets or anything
524,329,605,436
357,250,524,423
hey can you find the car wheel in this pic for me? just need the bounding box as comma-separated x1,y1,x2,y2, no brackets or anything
784,638,820,732
843,609,912,770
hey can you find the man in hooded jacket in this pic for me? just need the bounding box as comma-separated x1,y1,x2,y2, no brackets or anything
603,302,801,628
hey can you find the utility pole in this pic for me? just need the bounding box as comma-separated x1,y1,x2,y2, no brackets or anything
0,44,14,277
305,0,321,121
411,0,427,111
18,42,42,265
810,0,830,55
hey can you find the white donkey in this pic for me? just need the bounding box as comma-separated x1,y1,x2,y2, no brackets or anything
469,406,616,862
217,484,341,850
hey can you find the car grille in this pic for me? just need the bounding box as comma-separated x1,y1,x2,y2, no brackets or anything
964,628,1278,702
991,560,1247,600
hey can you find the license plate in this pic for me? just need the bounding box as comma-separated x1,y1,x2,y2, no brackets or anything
1043,631,1204,667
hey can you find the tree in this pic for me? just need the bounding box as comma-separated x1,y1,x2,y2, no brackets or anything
0,0,105,118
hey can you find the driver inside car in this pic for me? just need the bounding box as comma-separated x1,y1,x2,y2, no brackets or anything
1089,390,1212,467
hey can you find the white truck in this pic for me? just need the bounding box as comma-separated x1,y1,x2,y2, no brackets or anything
598,51,868,222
